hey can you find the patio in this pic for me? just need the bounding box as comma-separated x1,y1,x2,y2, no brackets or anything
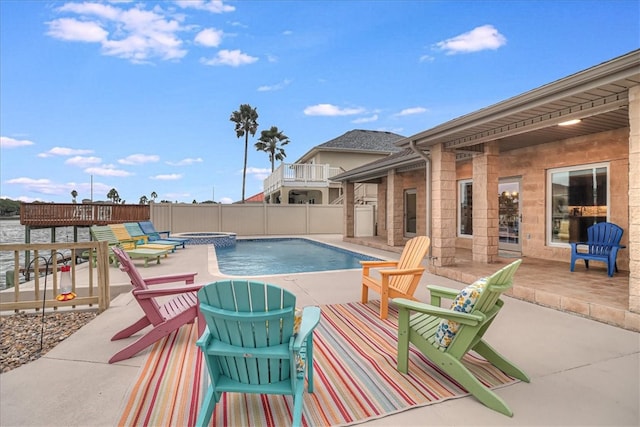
346,236,636,332
0,237,638,426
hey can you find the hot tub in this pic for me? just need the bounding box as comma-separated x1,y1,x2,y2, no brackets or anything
171,232,236,248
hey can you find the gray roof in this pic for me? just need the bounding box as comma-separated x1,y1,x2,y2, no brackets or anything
317,129,405,152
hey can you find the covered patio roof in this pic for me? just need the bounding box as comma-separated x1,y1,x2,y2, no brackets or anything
332,49,639,182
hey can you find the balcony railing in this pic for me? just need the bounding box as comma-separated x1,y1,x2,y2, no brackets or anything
264,163,343,195
20,203,150,227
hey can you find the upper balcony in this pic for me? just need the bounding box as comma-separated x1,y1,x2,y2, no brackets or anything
263,163,344,195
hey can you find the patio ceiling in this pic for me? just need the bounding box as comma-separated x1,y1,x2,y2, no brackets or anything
399,49,640,154
332,50,639,184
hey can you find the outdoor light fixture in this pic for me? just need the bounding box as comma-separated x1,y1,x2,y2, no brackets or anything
558,119,582,126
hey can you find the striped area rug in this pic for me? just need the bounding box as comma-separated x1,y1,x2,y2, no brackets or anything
118,301,517,426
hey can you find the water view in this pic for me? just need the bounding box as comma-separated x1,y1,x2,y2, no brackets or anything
0,220,91,289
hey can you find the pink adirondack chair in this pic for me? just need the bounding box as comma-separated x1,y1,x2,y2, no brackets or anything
109,246,205,364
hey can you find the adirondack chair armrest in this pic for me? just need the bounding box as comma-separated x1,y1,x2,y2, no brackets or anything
157,230,171,238
133,284,202,299
394,298,484,326
196,326,211,348
360,261,398,276
143,272,198,285
426,284,460,306
378,267,425,278
291,306,321,351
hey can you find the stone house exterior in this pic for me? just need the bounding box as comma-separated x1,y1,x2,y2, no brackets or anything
333,49,639,317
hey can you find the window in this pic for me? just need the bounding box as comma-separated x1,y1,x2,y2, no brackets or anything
547,163,609,245
458,180,473,236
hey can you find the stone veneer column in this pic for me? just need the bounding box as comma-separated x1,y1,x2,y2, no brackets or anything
472,141,499,263
386,169,403,246
430,143,456,266
629,85,640,314
343,181,355,238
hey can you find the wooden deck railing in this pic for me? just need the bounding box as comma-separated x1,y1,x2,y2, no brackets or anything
20,203,150,227
0,242,110,313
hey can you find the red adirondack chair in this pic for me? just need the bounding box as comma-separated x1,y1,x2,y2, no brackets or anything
109,246,205,363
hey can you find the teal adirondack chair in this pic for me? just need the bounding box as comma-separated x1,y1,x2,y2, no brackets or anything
196,280,320,427
395,259,529,417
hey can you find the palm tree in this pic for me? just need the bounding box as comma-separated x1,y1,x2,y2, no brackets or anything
255,126,289,172
107,188,119,203
150,191,157,203
139,195,148,205
230,104,259,203
71,190,78,203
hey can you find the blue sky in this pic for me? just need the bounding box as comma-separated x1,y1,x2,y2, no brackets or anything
1,0,638,204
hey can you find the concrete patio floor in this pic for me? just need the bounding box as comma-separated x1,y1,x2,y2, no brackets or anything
1,235,638,426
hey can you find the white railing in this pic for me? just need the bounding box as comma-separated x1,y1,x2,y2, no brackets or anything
264,163,343,195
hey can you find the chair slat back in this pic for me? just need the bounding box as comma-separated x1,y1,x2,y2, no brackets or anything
124,222,147,242
447,259,521,358
392,236,430,293
198,280,296,385
109,224,137,249
138,221,162,241
587,222,623,256
90,225,120,245
111,246,163,323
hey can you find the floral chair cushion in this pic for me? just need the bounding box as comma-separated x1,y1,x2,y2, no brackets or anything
434,278,488,348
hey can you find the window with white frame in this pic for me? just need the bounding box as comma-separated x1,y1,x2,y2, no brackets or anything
458,180,473,236
547,163,609,245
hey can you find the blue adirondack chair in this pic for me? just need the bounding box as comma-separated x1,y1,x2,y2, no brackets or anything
196,280,321,427
570,222,623,277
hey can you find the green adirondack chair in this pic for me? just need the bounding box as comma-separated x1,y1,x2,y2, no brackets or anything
196,280,321,427
395,259,529,417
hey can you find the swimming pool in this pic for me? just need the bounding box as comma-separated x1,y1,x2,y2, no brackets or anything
214,238,380,276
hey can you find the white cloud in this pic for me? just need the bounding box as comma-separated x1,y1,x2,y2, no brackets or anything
352,114,378,124
258,79,291,92
303,104,366,116
84,165,133,177
166,157,203,166
419,54,435,62
1,136,34,148
118,154,160,165
5,177,63,195
151,173,182,180
434,25,506,54
47,3,187,63
174,0,235,13
194,28,224,47
394,107,428,117
200,49,258,66
46,18,108,42
246,166,271,181
38,146,94,157
65,156,102,167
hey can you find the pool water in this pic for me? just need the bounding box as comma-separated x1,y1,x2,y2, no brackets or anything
214,238,379,276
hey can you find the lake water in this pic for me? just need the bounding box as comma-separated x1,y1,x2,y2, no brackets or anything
0,220,91,289
214,238,379,276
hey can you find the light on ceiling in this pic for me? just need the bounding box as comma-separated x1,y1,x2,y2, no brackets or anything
558,119,582,126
